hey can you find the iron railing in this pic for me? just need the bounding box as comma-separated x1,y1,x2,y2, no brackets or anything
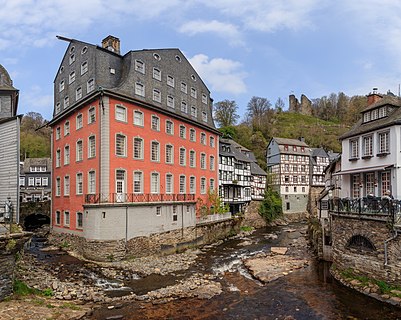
329,197,401,228
85,193,196,204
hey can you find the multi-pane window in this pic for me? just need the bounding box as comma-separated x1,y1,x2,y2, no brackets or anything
179,175,186,194
115,105,127,122
166,120,174,134
181,101,187,113
350,138,359,159
200,133,206,145
190,87,197,98
202,111,208,122
87,79,94,93
181,82,187,93
64,121,70,136
189,176,196,194
209,155,215,171
179,147,186,166
179,125,186,139
167,95,175,108
88,171,96,194
135,82,145,96
55,177,61,196
69,71,76,84
153,89,161,102
76,87,82,100
76,140,83,161
165,144,173,164
42,177,48,186
210,178,215,191
200,177,206,194
352,174,360,198
64,145,70,165
88,107,96,123
64,96,69,108
381,171,391,196
151,172,160,194
76,173,83,195
64,211,70,226
116,134,127,156
56,211,61,225
88,135,96,158
379,107,387,118
81,61,88,75
76,114,83,130
56,103,61,114
191,105,197,117
133,137,144,159
153,67,161,81
365,172,375,196
134,110,144,126
151,141,160,161
133,171,143,193
189,150,196,167
56,149,61,167
151,115,160,131
76,212,83,229
362,135,373,157
166,174,173,194
64,176,70,196
59,80,65,92
56,127,61,140
200,153,206,169
190,128,196,142
210,136,215,148
135,60,145,73
167,75,175,87
378,131,389,154
202,93,207,104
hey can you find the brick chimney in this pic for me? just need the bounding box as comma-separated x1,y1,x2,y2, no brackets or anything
367,88,383,106
101,35,120,55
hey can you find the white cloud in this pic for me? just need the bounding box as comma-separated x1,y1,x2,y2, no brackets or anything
179,20,244,46
189,54,247,95
20,86,53,119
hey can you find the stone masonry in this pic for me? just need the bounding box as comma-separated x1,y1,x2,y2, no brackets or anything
331,215,401,285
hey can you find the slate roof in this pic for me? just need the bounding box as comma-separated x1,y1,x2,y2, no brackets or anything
0,64,17,91
272,137,309,147
340,95,401,140
22,158,51,173
250,162,267,176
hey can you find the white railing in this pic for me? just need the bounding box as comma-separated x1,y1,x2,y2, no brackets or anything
196,212,232,224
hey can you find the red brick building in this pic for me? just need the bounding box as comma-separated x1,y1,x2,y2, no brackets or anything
49,36,219,254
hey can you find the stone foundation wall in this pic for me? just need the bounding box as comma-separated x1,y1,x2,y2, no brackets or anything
0,233,32,301
331,215,401,285
50,217,242,261
242,201,266,228
308,186,324,218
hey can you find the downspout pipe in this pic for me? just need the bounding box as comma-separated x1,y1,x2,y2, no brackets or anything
384,230,399,266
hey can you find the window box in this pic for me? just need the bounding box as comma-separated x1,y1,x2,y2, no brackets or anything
348,157,359,161
361,155,373,159
376,152,390,157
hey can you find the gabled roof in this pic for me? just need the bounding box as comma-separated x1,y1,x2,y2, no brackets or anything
270,137,308,147
340,95,401,140
22,158,51,173
311,147,328,158
250,162,267,176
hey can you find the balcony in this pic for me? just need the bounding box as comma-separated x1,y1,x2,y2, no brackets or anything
85,193,196,204
329,197,401,228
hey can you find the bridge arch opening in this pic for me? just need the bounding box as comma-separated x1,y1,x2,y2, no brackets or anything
23,213,50,231
346,234,376,252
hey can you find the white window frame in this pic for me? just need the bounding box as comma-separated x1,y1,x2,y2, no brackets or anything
76,173,83,195
134,110,144,126
165,144,174,164
167,95,175,109
88,135,96,158
88,107,96,124
88,170,96,194
64,176,70,196
69,71,76,84
81,61,88,75
179,175,186,194
133,171,143,194
179,147,186,166
153,67,161,81
167,75,175,87
115,133,127,157
135,82,145,96
166,120,174,135
76,140,83,162
151,141,160,162
179,125,186,139
133,137,144,160
151,172,160,194
190,128,196,142
166,173,173,194
135,60,145,74
378,131,390,154
153,89,161,103
64,145,70,165
151,115,160,131
87,79,94,93
115,105,127,122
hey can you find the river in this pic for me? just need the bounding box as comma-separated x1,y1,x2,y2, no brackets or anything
82,223,401,320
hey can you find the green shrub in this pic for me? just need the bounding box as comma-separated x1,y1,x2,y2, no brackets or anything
240,226,254,232
259,187,283,223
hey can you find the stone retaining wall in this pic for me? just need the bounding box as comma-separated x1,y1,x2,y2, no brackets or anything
0,232,32,301
331,215,401,285
50,217,242,261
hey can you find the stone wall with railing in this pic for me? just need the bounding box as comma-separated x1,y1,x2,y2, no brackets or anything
331,208,401,286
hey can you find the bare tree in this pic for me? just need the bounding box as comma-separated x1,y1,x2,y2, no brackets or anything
246,96,272,130
213,100,240,128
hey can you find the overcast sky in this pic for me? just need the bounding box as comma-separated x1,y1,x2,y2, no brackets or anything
1,0,401,121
